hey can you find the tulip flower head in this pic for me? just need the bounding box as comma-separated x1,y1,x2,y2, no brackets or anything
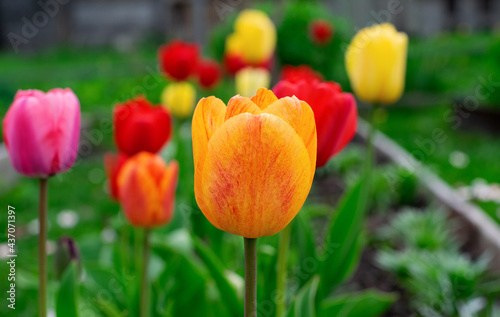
54,236,81,280
158,40,200,81
274,79,357,167
235,67,271,98
104,152,128,200
192,88,317,238
113,96,172,156
117,152,179,228
161,82,196,119
224,9,276,73
197,59,221,90
346,23,408,105
3,88,81,178
280,65,323,84
310,19,334,45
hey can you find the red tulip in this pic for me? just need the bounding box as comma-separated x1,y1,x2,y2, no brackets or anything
158,40,200,81
104,152,128,200
224,53,247,76
3,88,80,177
310,19,334,45
273,79,357,167
113,96,172,156
197,59,221,89
224,53,273,76
280,65,323,84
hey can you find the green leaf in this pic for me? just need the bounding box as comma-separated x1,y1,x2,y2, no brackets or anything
287,275,320,317
293,211,318,263
318,178,368,298
319,290,397,317
333,232,365,286
56,262,79,317
153,243,208,316
96,297,125,317
193,236,243,316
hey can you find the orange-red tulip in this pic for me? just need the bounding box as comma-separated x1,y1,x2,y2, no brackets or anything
117,152,178,228
192,89,317,238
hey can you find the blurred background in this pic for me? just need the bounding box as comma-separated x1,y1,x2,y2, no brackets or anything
1,0,499,50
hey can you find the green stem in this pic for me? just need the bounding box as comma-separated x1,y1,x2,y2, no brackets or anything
365,105,379,174
244,237,257,317
134,228,142,273
140,229,150,317
363,105,379,213
276,225,291,317
38,178,48,317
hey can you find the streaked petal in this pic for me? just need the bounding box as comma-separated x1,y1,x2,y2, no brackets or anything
250,88,278,109
225,95,262,121
264,96,317,173
192,96,227,213
159,160,179,225
192,96,227,167
198,113,312,238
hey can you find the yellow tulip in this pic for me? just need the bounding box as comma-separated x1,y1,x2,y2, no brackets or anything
225,9,276,64
161,81,196,118
192,88,317,238
235,67,271,98
345,23,408,105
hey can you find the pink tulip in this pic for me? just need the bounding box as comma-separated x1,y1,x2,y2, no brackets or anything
3,88,81,177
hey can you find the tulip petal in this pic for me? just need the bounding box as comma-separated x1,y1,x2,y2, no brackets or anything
264,96,317,173
3,95,53,176
46,88,81,174
192,97,227,167
198,113,312,238
192,97,227,213
159,160,179,224
225,95,262,121
251,88,278,109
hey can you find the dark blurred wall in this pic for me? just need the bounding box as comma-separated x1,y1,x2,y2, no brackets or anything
1,0,499,53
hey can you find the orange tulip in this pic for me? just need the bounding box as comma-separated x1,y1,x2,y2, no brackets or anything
117,152,179,228
192,88,317,238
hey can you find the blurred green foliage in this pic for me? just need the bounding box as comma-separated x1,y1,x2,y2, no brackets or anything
377,208,500,317
276,0,351,85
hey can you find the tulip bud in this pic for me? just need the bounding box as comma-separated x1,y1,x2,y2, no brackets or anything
197,59,221,90
346,23,408,105
161,82,196,119
192,89,317,238
113,96,172,156
235,67,271,98
2,88,81,178
310,19,334,45
280,65,323,84
117,152,179,228
225,10,276,65
158,40,200,81
54,237,81,280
